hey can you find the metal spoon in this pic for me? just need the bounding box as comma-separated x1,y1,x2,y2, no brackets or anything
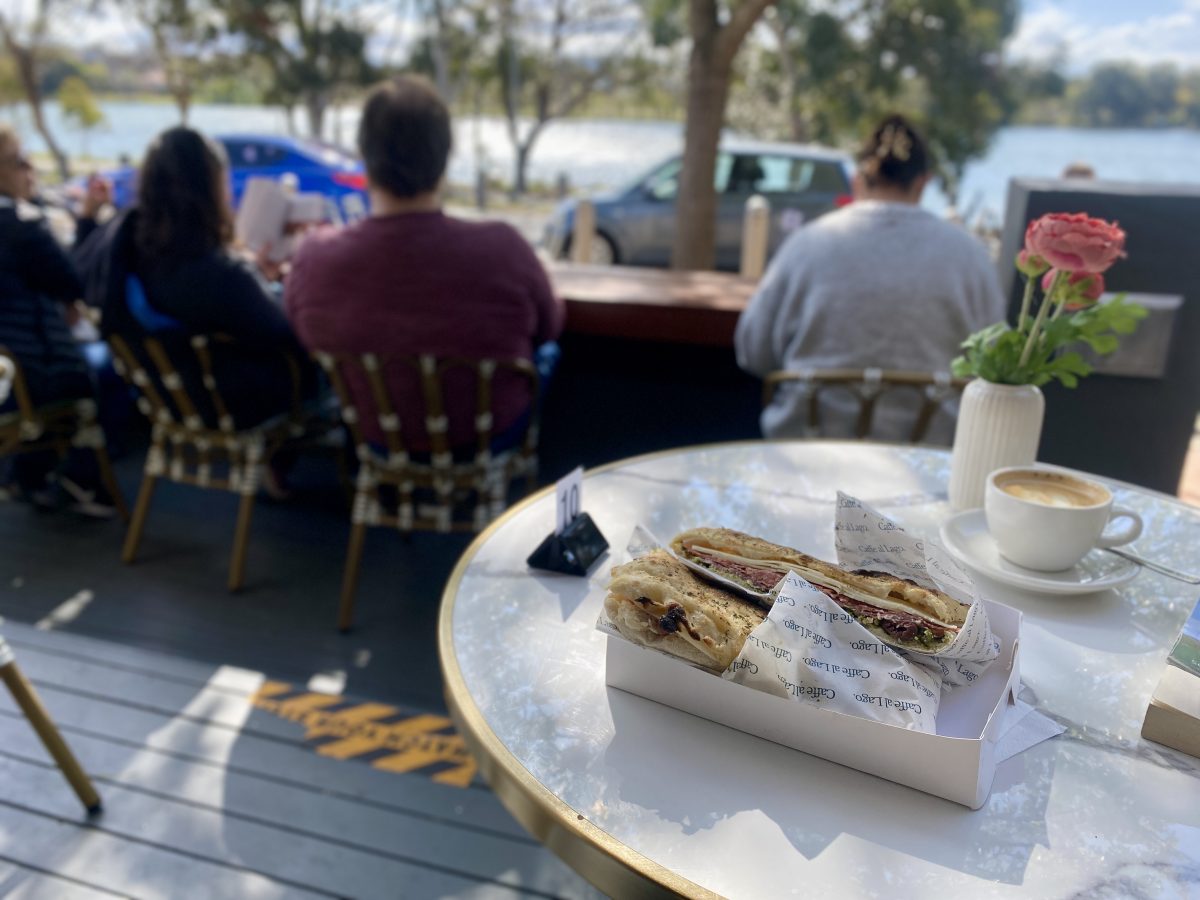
1103,546,1200,585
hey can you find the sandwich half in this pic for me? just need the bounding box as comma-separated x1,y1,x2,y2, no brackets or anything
605,550,767,673
672,527,968,653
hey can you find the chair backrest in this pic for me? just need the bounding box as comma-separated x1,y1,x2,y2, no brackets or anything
314,351,540,531
109,332,304,437
0,347,37,443
762,367,970,444
0,346,100,451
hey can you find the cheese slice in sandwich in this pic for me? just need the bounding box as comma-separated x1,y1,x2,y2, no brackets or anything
605,550,767,673
672,527,969,653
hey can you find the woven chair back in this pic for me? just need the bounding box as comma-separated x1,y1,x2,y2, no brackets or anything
762,367,970,444
315,351,539,533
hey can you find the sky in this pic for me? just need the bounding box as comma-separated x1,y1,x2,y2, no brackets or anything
1007,0,1200,70
14,0,1200,72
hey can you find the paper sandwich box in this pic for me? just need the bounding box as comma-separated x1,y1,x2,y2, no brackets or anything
604,599,1022,809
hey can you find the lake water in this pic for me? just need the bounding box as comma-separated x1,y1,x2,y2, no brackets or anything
9,100,1200,221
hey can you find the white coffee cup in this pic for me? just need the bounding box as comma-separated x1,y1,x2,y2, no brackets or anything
984,466,1143,572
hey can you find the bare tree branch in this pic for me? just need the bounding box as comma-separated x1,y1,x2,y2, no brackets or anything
718,0,777,65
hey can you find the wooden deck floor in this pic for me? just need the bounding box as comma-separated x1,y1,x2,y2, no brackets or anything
0,619,602,899
0,445,605,898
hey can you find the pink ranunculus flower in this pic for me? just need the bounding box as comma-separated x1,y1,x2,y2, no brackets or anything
1015,248,1050,277
1042,269,1105,310
1025,212,1126,274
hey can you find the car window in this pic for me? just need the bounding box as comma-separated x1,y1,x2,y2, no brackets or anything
646,153,733,201
810,161,850,193
722,155,850,195
752,156,815,194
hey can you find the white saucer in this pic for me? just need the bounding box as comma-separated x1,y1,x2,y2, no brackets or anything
939,509,1141,595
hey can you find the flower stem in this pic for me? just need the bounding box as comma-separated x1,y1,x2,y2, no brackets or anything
1017,276,1035,331
1018,269,1064,369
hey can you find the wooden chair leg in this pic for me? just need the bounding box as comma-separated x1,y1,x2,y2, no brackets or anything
228,491,256,592
337,521,368,632
121,474,158,564
93,444,130,523
0,660,101,815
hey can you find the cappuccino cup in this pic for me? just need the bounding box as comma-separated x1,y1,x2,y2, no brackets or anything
984,466,1143,572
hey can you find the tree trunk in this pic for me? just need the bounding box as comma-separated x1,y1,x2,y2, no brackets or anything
512,139,531,196
429,0,454,104
0,26,69,181
670,36,730,271
304,93,327,140
173,85,191,125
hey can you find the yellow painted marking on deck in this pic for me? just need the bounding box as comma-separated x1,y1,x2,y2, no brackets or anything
255,680,294,699
274,692,344,718
249,683,477,787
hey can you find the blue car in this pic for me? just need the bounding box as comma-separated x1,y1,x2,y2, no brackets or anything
94,134,369,221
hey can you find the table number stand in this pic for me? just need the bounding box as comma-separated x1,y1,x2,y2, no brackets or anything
527,466,608,576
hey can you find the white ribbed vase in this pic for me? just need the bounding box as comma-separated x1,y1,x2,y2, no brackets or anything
948,380,1045,510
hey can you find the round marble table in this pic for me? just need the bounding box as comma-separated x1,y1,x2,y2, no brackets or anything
437,441,1200,899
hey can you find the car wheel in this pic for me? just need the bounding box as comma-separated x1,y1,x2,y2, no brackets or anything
564,231,619,266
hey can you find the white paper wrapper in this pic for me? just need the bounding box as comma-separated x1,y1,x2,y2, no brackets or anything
723,571,943,731
604,496,1001,733
832,492,1000,687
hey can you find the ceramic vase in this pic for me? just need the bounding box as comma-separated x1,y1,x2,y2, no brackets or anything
948,379,1045,510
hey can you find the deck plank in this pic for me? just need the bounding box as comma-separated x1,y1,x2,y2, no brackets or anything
0,755,561,900
0,721,598,898
0,801,331,899
2,621,258,689
0,860,126,900
0,689,527,841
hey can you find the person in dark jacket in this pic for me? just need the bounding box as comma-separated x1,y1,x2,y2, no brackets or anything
0,125,115,513
80,126,315,436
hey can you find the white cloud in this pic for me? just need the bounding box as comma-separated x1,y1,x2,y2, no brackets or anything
1008,3,1200,70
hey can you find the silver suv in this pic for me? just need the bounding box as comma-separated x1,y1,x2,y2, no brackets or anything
544,140,854,269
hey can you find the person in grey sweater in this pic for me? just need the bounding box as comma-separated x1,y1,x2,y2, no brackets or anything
735,115,1005,444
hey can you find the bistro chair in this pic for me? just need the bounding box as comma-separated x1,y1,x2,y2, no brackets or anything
0,347,128,520
314,352,540,631
0,632,101,814
108,332,331,591
762,367,970,444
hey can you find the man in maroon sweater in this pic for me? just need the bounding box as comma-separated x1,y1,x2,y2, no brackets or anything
285,75,564,451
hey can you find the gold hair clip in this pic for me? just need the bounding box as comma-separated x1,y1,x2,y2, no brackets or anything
875,123,912,163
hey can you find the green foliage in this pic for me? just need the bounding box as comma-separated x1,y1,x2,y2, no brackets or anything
222,0,375,130
952,284,1147,388
58,75,104,130
1009,60,1200,128
641,0,686,46
0,56,20,107
737,0,1017,197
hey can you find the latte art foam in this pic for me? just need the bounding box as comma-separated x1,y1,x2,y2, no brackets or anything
1000,477,1106,509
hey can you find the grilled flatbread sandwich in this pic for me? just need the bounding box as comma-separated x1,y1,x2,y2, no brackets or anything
605,551,767,673
672,527,968,653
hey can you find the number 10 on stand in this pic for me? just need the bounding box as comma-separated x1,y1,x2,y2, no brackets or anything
527,466,609,576
556,466,583,534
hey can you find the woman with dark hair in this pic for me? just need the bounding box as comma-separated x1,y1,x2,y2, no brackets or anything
80,127,312,437
735,114,1005,443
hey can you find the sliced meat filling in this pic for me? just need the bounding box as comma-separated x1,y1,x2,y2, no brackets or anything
686,550,956,649
688,549,783,593
812,585,953,648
